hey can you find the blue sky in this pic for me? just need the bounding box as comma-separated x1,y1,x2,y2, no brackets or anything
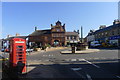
2,2,118,38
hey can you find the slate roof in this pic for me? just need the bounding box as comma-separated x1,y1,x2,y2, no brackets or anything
5,36,27,40
29,29,79,37
29,29,51,36
94,23,120,33
65,32,79,36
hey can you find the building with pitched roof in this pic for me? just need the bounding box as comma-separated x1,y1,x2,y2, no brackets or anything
86,19,120,47
28,21,79,47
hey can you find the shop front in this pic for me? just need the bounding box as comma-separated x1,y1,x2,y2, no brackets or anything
109,35,120,47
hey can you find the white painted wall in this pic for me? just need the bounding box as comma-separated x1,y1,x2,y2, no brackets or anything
87,35,95,42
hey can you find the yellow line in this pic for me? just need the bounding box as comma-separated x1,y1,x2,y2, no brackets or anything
0,58,9,61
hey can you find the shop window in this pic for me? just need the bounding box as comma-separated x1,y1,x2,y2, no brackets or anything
74,36,76,40
118,29,120,34
112,31,114,35
67,36,69,40
70,36,73,40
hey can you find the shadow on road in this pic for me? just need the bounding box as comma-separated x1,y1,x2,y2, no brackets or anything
14,58,120,80
89,47,120,50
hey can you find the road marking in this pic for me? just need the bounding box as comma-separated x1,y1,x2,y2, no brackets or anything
71,59,77,61
45,60,50,61
65,59,69,61
71,68,82,71
83,59,100,68
71,67,86,78
116,76,120,78
86,74,92,80
78,59,85,61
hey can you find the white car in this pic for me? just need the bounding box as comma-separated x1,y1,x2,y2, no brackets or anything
26,49,33,53
91,41,101,47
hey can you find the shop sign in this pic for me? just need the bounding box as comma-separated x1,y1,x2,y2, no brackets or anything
109,35,120,40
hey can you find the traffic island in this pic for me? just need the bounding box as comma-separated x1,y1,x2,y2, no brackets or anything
60,49,100,54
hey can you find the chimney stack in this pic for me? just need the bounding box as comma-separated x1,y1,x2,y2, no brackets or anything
113,19,120,25
99,25,106,29
16,33,20,36
7,35,11,38
35,27,37,31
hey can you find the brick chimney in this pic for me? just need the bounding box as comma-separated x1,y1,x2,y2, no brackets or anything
7,35,12,38
113,19,120,25
99,25,106,29
35,27,37,31
15,33,20,36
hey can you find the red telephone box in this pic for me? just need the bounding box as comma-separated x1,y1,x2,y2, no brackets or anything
9,38,26,73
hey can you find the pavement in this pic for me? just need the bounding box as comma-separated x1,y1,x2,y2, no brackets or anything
61,49,100,54
27,47,69,55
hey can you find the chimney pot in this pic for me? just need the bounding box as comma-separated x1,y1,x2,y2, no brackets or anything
35,27,37,31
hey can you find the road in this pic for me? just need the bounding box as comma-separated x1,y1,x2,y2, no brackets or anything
23,48,120,80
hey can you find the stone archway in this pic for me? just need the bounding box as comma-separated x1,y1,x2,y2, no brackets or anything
54,40,59,46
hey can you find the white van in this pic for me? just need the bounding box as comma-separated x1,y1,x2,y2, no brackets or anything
90,41,101,47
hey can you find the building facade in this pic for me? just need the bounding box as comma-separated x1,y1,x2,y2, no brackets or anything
65,32,79,45
0,39,2,50
94,20,120,47
118,1,120,20
86,30,95,47
28,21,79,47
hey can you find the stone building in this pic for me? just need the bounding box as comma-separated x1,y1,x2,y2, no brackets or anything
65,32,79,45
28,21,79,47
86,30,96,47
0,39,2,50
93,19,120,47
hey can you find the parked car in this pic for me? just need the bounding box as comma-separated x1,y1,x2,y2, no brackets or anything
1,48,10,52
90,41,101,47
26,49,33,53
1,49,5,52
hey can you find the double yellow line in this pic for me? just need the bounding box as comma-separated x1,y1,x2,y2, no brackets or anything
0,58,9,61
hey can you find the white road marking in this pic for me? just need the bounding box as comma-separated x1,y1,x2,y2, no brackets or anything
71,68,82,71
71,59,77,61
71,67,86,78
65,59,70,61
83,59,100,68
86,74,92,80
78,59,85,61
45,60,50,61
116,76,120,78
43,55,53,57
